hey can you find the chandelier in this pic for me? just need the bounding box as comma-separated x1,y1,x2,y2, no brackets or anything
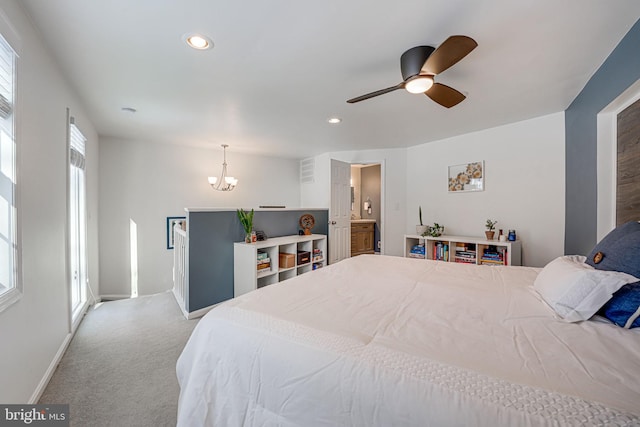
207,144,238,191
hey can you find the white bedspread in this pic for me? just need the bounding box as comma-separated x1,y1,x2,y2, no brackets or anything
176,255,640,426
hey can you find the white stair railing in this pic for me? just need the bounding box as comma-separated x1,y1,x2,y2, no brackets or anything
173,223,188,317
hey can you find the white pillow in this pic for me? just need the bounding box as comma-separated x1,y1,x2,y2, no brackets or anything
534,255,638,322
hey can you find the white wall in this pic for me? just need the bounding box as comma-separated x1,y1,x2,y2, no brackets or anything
0,0,99,402
301,148,407,257
99,138,301,297
406,112,565,267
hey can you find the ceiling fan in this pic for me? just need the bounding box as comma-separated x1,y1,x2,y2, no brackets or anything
347,35,477,108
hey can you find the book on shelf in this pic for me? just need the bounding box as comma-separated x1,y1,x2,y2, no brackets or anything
312,248,324,261
257,253,271,271
450,242,479,263
257,262,271,271
480,259,505,265
410,244,425,256
409,244,425,259
480,246,507,265
433,242,449,261
456,250,476,256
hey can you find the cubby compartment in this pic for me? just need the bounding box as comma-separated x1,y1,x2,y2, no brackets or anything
404,235,521,266
257,274,278,289
279,269,296,282
234,234,327,297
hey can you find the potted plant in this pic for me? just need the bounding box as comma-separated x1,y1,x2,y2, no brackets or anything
416,206,428,235
485,219,497,240
424,222,445,237
237,208,255,243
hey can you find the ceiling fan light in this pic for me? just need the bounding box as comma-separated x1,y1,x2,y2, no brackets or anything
405,76,434,94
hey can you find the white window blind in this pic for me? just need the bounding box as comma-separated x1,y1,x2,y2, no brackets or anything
69,118,86,170
0,31,18,312
0,35,13,120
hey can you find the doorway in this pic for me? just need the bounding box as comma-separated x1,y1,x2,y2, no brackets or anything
350,164,382,256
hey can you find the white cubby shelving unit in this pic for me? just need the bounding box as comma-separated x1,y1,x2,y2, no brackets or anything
234,234,327,297
404,234,522,266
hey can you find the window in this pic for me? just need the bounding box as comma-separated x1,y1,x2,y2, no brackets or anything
0,32,18,313
69,118,88,321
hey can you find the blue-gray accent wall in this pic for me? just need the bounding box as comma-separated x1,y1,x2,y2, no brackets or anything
187,209,329,312
565,18,640,255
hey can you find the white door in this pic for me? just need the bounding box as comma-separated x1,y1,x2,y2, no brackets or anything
329,159,351,264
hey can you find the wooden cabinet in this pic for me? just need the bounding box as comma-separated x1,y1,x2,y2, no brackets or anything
234,234,327,297
404,234,521,266
351,221,375,256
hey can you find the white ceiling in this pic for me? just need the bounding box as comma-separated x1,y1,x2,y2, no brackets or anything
20,1,640,159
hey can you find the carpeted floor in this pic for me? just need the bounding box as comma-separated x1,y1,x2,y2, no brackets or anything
39,291,199,427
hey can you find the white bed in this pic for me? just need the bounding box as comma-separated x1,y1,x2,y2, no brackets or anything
176,255,640,426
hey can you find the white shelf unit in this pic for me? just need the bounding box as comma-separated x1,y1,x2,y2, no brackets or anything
234,234,327,297
404,234,522,266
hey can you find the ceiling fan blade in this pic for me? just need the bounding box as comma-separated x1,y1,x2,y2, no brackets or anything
425,83,466,108
347,82,405,103
421,35,477,75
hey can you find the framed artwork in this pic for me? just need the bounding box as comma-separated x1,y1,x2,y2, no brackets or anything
166,216,186,249
448,161,484,192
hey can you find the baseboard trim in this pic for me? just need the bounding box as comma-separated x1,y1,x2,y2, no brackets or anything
99,294,130,301
29,301,94,404
170,287,217,320
186,303,218,320
29,332,73,404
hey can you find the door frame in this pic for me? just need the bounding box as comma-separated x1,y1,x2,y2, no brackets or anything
350,161,385,255
597,78,640,241
330,158,386,256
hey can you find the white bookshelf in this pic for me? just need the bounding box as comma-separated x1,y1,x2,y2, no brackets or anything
404,234,522,266
234,234,327,297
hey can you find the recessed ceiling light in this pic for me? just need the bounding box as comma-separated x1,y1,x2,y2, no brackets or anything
121,107,137,113
184,33,213,50
327,117,342,124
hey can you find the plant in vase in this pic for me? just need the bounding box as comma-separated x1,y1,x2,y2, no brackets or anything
485,219,497,240
416,206,428,235
237,208,255,243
